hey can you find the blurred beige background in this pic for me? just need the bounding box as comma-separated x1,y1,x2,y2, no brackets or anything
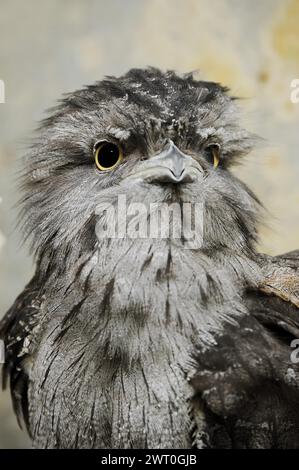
0,0,298,448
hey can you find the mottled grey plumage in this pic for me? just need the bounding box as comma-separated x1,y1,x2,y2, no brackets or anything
1,68,299,448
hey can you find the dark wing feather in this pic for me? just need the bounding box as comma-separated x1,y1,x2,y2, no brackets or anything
190,250,299,448
0,273,43,434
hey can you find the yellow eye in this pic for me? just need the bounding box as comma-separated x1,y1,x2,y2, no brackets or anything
94,142,123,171
205,144,220,169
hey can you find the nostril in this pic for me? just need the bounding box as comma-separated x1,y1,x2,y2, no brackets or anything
170,168,185,179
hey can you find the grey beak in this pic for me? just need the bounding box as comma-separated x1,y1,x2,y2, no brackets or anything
127,140,202,184
148,141,196,184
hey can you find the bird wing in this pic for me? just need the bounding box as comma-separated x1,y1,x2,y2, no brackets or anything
258,250,299,308
0,273,43,434
190,250,299,448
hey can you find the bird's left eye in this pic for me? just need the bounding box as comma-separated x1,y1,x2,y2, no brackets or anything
204,144,221,169
94,141,123,171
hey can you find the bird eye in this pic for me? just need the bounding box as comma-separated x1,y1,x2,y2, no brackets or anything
94,141,123,171
204,144,221,169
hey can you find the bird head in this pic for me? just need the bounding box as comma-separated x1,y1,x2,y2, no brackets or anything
20,68,261,261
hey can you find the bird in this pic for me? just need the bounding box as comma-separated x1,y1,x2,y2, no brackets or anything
1,67,299,449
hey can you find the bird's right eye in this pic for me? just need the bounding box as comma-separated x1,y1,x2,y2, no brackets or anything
94,141,123,171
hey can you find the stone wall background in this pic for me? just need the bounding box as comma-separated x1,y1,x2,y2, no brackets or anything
0,0,298,448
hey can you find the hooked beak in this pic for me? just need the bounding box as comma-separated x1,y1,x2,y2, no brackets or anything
128,140,203,184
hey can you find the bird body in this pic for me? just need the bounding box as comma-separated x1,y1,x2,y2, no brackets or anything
1,68,299,448
20,242,261,448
